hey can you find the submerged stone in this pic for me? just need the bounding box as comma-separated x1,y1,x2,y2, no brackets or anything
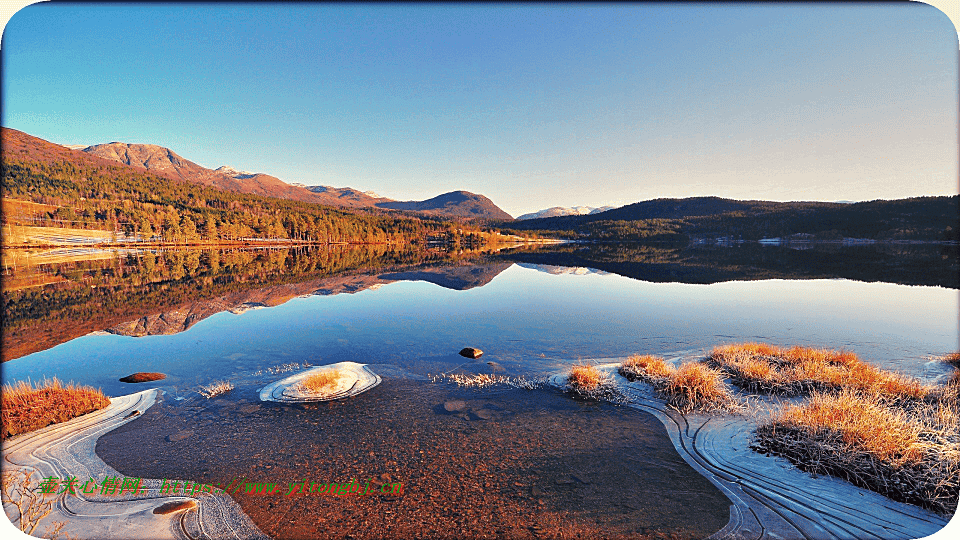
459,347,483,359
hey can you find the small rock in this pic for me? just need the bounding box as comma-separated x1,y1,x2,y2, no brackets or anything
443,400,467,413
119,372,166,383
153,500,197,515
166,430,194,442
459,347,483,359
238,404,260,414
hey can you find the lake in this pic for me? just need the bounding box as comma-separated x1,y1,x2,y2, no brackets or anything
2,243,958,538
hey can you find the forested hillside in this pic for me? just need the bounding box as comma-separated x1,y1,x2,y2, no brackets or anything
1,129,468,244
503,196,959,242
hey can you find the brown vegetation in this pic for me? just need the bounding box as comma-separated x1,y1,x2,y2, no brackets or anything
618,354,674,381
567,365,602,391
756,388,960,514
619,355,734,413
298,370,344,394
709,343,930,399
661,362,734,413
1,378,110,440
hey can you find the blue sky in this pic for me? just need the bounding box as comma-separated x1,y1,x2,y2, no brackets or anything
2,3,957,217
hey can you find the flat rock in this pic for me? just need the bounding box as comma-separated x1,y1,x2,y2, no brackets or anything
459,347,483,359
238,404,260,414
119,372,166,383
443,400,467,412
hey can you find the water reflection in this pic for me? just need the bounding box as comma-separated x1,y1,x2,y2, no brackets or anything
2,243,957,398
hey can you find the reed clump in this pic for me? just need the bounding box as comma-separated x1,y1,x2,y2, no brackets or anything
756,388,960,514
297,369,344,394
198,380,234,399
660,362,735,413
710,343,930,399
1,378,110,440
568,365,602,391
619,355,735,413
618,354,674,382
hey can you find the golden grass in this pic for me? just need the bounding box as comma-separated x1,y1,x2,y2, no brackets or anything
661,362,734,413
1,378,110,440
710,343,930,399
618,355,674,381
756,388,960,514
568,365,602,391
297,369,344,394
618,355,734,413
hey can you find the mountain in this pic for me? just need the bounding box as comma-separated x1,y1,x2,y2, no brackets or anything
516,205,617,220
77,139,511,218
79,142,332,204
376,191,513,220
293,184,390,208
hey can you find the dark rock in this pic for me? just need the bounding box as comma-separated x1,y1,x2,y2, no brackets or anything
119,372,166,383
459,347,483,359
153,500,197,514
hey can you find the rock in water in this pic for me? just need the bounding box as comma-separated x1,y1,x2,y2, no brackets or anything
119,372,166,383
459,347,483,359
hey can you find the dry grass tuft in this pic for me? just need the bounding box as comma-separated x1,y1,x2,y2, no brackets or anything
661,362,735,413
619,355,674,381
568,365,602,391
297,369,344,394
756,388,960,514
1,378,110,440
619,355,735,413
941,352,960,368
710,343,930,399
198,380,234,399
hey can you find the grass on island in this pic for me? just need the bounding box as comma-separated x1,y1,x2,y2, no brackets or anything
618,355,734,413
619,354,674,381
1,378,110,440
297,369,344,394
756,387,960,514
709,342,930,399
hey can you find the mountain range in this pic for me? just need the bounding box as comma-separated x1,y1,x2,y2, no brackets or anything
515,205,617,220
72,137,512,219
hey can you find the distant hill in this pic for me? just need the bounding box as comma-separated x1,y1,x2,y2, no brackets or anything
506,195,960,242
376,190,513,220
516,205,617,220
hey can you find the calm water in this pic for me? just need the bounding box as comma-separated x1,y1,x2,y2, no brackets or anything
4,244,958,538
4,252,958,395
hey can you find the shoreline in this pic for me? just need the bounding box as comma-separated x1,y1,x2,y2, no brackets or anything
5,362,954,539
1,388,267,540
550,360,950,539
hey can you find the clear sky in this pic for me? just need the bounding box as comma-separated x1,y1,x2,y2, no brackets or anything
2,3,957,217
